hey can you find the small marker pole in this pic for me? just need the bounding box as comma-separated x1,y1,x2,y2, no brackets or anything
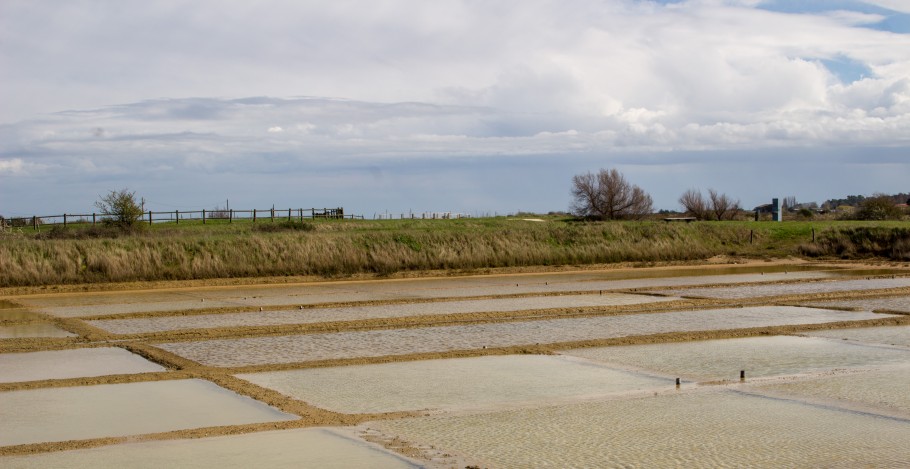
740,370,745,382
675,378,680,388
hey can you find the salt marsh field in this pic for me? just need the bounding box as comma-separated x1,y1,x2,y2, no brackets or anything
3,262,910,467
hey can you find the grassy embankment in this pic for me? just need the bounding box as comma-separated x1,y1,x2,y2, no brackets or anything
0,216,907,287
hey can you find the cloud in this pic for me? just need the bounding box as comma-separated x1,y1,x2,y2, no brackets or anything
0,158,24,174
1,1,908,214
862,0,910,14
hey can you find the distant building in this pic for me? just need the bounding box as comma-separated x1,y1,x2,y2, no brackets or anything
753,204,773,214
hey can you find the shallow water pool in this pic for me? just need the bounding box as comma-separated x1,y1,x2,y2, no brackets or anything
373,390,910,467
661,277,910,299
806,325,910,348
158,306,892,367
0,379,297,446
0,428,418,469
88,293,676,335
0,323,76,339
238,355,671,414
561,335,910,381
0,347,165,383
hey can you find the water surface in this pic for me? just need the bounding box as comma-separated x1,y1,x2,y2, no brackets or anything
806,326,910,348
374,390,910,468
0,379,297,446
661,277,910,299
562,335,910,381
0,347,165,383
89,293,675,335
238,355,670,413
0,323,75,339
159,306,891,367
0,428,417,469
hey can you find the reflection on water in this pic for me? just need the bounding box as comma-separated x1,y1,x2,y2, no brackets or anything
0,379,296,446
238,355,671,414
807,296,910,313
662,277,910,299
374,390,910,468
88,293,676,335
158,306,890,367
30,269,838,318
0,428,418,469
807,325,910,348
0,347,165,383
562,336,910,381
757,365,910,416
0,323,76,339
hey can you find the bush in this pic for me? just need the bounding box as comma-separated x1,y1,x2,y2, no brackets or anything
95,189,144,228
855,196,903,221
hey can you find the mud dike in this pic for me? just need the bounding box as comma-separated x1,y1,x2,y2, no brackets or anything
2,262,910,467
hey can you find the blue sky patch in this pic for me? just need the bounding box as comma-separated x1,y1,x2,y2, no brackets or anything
819,55,874,83
757,0,910,33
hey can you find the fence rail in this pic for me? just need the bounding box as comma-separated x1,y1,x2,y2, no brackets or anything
1,207,362,230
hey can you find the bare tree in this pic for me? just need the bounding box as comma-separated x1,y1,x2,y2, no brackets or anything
678,188,709,220
708,189,740,221
782,195,798,212
571,168,653,220
678,188,740,220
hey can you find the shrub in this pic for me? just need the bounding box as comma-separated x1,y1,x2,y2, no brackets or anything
855,196,903,221
95,189,144,228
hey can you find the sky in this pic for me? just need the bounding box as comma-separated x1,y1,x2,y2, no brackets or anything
1,0,909,218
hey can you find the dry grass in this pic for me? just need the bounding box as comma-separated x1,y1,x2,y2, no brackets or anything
0,217,903,287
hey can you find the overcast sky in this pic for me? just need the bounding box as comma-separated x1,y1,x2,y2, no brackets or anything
1,0,909,217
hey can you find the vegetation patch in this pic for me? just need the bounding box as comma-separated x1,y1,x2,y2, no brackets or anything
1,217,907,287
801,227,910,261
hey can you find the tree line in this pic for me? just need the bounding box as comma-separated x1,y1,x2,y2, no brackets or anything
570,168,907,221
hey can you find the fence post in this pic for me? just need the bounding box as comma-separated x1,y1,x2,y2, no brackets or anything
33,216,37,230
229,209,233,224
288,208,292,221
299,208,303,222
270,208,274,222
175,209,179,224
92,213,96,226
148,211,153,225
63,213,67,227
202,209,206,225
253,209,257,223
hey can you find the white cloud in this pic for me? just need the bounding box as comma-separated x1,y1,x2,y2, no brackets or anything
0,158,24,174
861,0,910,14
1,1,908,214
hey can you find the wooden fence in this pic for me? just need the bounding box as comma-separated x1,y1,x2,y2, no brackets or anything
2,207,361,230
